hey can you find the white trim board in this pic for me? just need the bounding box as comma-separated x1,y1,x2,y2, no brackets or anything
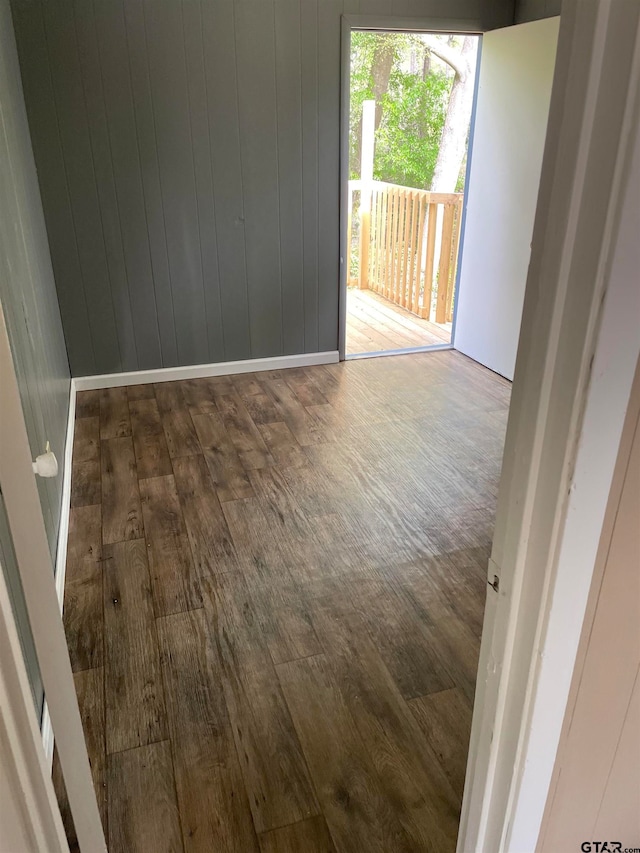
74,351,340,391
41,377,76,771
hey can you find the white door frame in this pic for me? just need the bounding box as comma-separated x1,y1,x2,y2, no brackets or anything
338,15,482,360
459,1,640,850
0,553,68,851
0,300,107,852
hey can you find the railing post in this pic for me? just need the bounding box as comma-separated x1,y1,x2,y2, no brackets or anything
358,99,375,290
436,203,455,323
414,196,426,315
422,201,438,320
447,197,464,322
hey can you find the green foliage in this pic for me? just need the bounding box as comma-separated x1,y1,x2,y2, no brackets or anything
350,31,452,190
375,70,450,189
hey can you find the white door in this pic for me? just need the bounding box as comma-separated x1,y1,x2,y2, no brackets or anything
453,17,560,380
0,300,106,852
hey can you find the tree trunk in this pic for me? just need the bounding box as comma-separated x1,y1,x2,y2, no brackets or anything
422,49,431,81
371,36,395,129
430,36,478,192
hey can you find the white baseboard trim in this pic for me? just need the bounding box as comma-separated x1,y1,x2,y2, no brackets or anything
74,350,340,391
42,377,76,772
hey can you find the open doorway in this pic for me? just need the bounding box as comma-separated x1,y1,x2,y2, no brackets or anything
345,30,479,357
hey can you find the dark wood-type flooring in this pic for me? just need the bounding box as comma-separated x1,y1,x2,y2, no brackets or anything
54,350,510,853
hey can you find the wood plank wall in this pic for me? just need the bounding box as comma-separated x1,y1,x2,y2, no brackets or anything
0,1,70,555
10,0,512,377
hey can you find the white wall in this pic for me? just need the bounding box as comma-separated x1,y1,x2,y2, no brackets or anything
538,359,640,851
454,17,559,380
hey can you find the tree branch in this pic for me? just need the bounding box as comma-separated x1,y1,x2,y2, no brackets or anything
422,36,468,79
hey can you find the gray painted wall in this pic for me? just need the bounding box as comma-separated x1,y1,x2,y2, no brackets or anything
1,0,70,556
514,0,561,24
11,0,513,377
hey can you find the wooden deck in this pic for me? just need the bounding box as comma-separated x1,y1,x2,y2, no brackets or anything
346,288,452,355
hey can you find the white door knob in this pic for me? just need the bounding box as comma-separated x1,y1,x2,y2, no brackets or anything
32,442,58,478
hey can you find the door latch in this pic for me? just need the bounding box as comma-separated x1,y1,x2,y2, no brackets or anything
488,574,500,593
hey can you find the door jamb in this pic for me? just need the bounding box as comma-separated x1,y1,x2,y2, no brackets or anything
0,556,68,851
0,301,107,852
